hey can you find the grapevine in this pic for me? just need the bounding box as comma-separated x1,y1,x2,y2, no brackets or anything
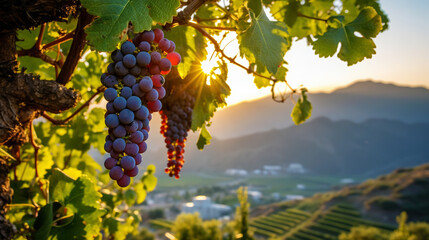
101,29,181,187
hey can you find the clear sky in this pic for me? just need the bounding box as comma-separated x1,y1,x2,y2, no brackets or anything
219,0,429,105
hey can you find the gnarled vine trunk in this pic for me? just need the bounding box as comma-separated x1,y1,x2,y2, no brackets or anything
0,1,83,238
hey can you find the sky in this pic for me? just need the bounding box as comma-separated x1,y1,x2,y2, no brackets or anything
219,0,429,106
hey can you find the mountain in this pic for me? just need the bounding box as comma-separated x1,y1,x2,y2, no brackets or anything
145,117,429,178
207,80,429,139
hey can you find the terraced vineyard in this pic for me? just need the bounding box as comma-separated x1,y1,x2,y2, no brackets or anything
250,208,311,238
149,219,173,230
287,204,395,240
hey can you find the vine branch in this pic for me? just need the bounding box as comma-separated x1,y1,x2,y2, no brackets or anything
42,31,75,50
186,22,236,31
297,12,329,22
42,86,104,125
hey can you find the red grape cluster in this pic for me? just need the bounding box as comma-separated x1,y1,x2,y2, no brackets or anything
160,89,195,179
101,28,181,187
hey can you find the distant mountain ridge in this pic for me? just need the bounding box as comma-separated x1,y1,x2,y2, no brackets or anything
207,80,429,139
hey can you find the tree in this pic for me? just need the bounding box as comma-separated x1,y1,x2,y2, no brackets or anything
0,0,388,239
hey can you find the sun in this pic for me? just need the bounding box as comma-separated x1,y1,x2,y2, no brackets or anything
200,59,218,74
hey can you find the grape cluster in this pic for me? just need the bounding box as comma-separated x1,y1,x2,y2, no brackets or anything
160,89,195,179
101,28,181,187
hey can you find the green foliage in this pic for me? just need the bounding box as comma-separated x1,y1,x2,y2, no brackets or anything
81,0,180,51
196,125,212,150
234,187,254,240
312,7,382,65
291,88,312,124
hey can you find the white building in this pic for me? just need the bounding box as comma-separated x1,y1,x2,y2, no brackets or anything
182,196,232,220
263,165,282,175
225,169,248,176
286,163,306,174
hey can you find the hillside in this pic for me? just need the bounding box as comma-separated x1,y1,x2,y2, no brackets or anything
145,117,429,177
249,163,429,239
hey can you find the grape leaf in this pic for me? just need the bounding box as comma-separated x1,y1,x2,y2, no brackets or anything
124,189,137,206
291,88,312,124
312,7,382,66
196,125,212,150
247,0,262,16
238,10,289,74
343,0,389,31
190,60,230,131
134,182,147,204
271,0,332,39
254,66,288,89
81,0,180,51
49,168,104,239
164,26,207,78
33,203,53,240
141,165,157,192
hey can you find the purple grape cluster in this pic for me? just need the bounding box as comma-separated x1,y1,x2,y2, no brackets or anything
101,29,181,187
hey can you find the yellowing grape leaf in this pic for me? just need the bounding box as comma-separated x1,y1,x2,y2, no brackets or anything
81,0,180,51
312,7,382,66
291,88,312,125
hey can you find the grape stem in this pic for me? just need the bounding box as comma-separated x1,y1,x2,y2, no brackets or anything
42,31,75,50
42,86,105,125
190,24,296,101
29,121,47,200
297,12,329,22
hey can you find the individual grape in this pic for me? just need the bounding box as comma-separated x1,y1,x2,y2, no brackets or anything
151,74,165,88
153,28,164,43
150,52,161,64
123,74,136,87
159,58,172,71
104,140,113,152
126,96,142,111
149,64,160,75
139,76,153,92
104,157,117,169
112,125,126,138
166,52,181,66
158,38,171,52
138,41,151,52
145,89,159,102
105,114,119,128
109,166,124,180
106,102,115,113
136,120,143,130
138,141,147,153
130,131,144,143
134,154,142,165
113,138,126,152
142,118,150,128
111,49,123,62
113,96,127,111
104,88,117,101
125,143,139,156
130,65,141,76
147,100,162,112
117,174,130,187
136,52,151,67
135,106,149,120
101,73,107,81
110,150,120,159
120,155,135,170
107,63,116,75
155,87,166,99
140,30,155,43
125,121,139,133
121,41,135,55
167,41,176,53
131,84,144,98
120,87,133,99
103,75,118,88
123,54,137,68
114,61,128,76
141,129,149,141
119,109,134,124
124,166,139,177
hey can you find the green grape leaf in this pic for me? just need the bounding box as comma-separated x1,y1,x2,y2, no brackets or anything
254,65,288,89
33,203,53,240
134,182,147,204
164,26,207,78
124,189,137,206
291,88,312,125
343,0,389,31
238,10,289,74
312,7,382,66
247,0,262,16
103,217,120,236
49,168,104,239
81,0,180,51
271,0,332,39
141,165,157,192
190,60,230,131
196,125,212,150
